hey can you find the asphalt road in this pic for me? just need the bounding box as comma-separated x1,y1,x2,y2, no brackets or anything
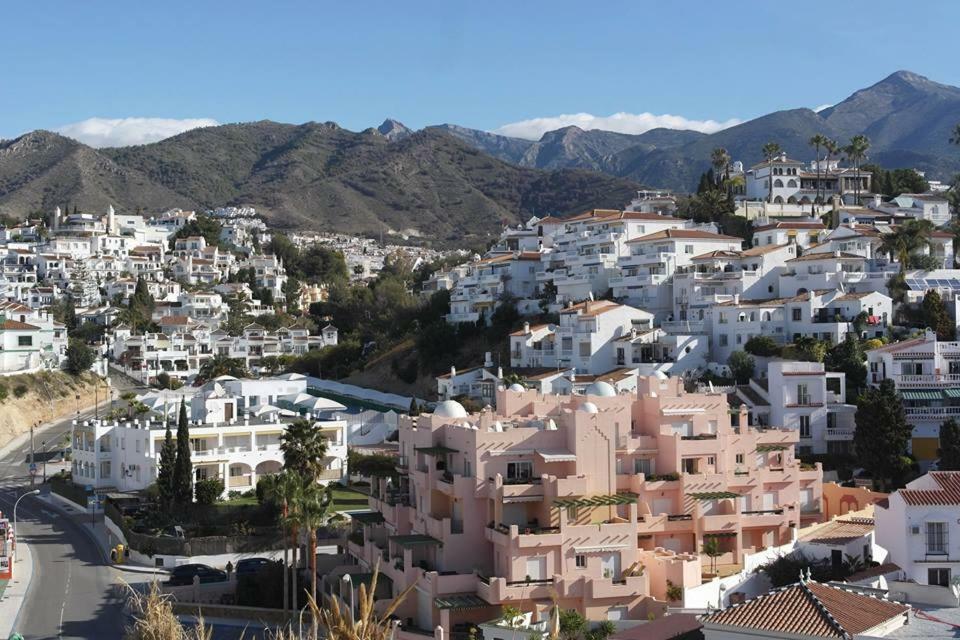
0,405,127,639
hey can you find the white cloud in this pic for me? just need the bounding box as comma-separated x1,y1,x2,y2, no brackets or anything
56,117,220,147
493,111,742,140
813,104,833,113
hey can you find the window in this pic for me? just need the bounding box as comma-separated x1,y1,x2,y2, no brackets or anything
797,384,810,405
684,244,694,254
17,335,32,347
735,453,744,464
799,415,811,439
506,461,533,483
792,308,802,321
579,342,591,357
634,458,653,476
929,568,951,587
575,554,586,568
926,522,948,555
719,334,728,347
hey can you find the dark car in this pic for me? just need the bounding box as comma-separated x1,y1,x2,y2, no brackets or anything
235,557,272,576
167,564,227,586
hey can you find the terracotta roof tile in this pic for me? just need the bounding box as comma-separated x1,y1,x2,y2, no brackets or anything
900,471,960,506
704,580,908,638
800,518,874,545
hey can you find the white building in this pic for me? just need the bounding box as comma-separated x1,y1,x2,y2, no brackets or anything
71,412,348,498
508,300,653,374
875,471,960,589
731,361,856,456
866,331,960,465
0,301,67,372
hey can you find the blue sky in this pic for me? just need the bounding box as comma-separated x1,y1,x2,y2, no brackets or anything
3,0,959,145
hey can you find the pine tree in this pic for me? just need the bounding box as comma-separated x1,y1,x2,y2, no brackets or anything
157,421,177,506
939,419,960,471
173,399,193,504
854,379,911,490
921,290,955,341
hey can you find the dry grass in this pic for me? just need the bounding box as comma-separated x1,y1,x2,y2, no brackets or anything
124,563,414,640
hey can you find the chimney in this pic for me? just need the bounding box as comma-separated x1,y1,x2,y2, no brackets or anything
484,351,493,367
733,293,740,305
585,300,593,314
497,366,503,379
523,321,530,334
450,365,456,378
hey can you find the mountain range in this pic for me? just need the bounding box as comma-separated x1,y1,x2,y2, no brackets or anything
421,71,960,190
0,70,957,241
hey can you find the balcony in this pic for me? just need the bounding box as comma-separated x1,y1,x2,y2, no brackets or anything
587,573,649,600
904,406,960,418
741,509,785,528
825,427,855,440
660,320,705,334
889,373,960,387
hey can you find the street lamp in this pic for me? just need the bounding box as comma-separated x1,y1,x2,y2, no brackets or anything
13,489,40,562
341,574,355,624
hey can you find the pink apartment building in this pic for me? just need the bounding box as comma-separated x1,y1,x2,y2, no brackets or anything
346,375,823,634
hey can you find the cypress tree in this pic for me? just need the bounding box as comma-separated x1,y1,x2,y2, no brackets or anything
157,421,177,506
939,419,960,471
854,379,911,490
173,399,193,504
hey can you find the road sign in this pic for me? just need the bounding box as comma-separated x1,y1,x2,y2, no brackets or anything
28,463,38,476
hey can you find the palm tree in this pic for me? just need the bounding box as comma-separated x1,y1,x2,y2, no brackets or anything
809,134,829,206
823,138,840,203
710,147,731,186
844,135,871,205
270,471,303,616
280,419,330,482
761,142,783,203
878,219,935,272
291,482,332,639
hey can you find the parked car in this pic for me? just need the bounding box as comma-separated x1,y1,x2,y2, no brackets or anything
236,557,272,576
167,564,227,586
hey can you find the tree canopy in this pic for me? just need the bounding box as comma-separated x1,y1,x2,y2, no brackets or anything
939,418,960,471
854,379,911,490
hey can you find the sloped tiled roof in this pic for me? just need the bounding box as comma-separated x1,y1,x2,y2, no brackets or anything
626,229,741,243
900,471,960,506
704,580,908,638
800,518,874,545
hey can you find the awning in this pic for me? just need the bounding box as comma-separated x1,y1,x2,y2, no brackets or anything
350,511,386,525
943,389,960,398
901,390,944,401
390,534,442,548
573,544,629,553
503,496,543,504
689,491,740,500
554,492,637,508
415,446,459,455
435,594,490,610
537,449,577,462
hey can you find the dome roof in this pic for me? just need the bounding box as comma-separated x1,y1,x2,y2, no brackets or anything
580,402,599,414
433,400,468,418
508,383,525,392
585,381,616,397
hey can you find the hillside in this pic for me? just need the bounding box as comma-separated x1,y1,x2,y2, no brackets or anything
0,123,642,243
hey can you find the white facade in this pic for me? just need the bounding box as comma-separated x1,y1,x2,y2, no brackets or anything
875,471,960,589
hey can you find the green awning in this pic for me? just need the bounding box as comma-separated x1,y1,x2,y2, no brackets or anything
943,389,960,399
689,491,740,500
554,492,638,508
415,446,459,455
390,534,442,548
756,444,789,452
435,594,490,610
350,511,386,524
901,390,944,401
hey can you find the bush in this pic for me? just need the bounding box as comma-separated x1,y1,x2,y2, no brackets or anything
728,351,756,384
194,478,224,505
0,383,7,402
13,384,28,398
65,339,96,375
744,335,781,357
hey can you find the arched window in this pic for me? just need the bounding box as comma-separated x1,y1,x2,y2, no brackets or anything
787,196,797,204
774,196,784,204
774,179,784,188
762,311,772,321
787,179,798,188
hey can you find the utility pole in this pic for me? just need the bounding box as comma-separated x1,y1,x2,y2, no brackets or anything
29,424,35,487
41,439,47,482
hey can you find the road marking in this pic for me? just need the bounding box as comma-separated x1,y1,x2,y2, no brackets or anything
59,559,72,638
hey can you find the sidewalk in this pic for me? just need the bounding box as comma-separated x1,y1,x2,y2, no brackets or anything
0,537,35,638
37,491,167,575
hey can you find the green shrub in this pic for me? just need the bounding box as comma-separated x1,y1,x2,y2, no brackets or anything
194,478,224,505
13,384,28,398
0,383,7,402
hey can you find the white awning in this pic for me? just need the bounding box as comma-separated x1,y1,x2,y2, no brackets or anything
537,449,577,462
503,496,542,504
573,544,629,553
